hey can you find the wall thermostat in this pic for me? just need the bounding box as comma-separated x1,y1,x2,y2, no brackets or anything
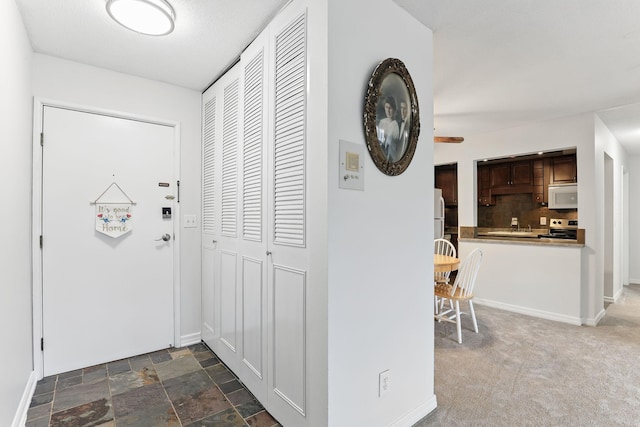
339,139,365,191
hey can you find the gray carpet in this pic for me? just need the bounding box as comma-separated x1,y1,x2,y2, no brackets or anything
415,284,640,427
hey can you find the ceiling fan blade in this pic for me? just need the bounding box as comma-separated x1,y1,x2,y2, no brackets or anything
434,136,464,143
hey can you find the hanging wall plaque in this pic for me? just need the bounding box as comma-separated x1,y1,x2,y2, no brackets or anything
92,182,135,238
96,203,133,238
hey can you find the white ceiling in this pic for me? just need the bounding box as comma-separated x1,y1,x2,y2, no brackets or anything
15,0,289,90
396,0,640,155
14,0,640,154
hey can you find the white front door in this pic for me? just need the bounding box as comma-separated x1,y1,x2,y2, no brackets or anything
40,106,177,376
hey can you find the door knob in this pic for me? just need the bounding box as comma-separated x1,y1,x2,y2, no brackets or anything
155,233,171,242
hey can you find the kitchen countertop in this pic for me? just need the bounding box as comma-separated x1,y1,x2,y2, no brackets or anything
459,226,585,247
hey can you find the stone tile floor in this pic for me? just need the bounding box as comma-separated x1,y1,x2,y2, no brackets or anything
26,343,281,427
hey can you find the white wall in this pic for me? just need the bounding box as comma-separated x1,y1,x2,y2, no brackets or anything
327,0,435,425
0,1,35,424
628,156,640,283
435,113,609,324
458,241,582,324
594,115,628,302
31,54,203,343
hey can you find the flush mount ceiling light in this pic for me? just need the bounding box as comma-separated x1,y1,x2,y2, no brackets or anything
106,0,175,36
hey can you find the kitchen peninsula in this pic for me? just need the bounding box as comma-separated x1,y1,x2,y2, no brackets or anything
456,225,585,325
460,226,585,246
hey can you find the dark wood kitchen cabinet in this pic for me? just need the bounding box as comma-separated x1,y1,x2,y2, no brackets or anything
532,159,546,204
477,164,495,206
490,160,533,194
435,164,457,206
550,154,577,184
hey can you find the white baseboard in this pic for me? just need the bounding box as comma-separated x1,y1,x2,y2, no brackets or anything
583,308,606,326
613,287,624,303
473,298,582,326
604,286,624,304
389,394,437,427
12,371,37,427
180,332,202,348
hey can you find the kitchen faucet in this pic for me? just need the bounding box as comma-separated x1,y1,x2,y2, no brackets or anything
510,219,532,232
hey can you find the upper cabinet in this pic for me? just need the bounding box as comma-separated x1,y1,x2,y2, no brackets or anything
435,164,457,206
489,160,533,195
550,154,577,184
477,164,495,206
532,159,546,204
475,151,577,206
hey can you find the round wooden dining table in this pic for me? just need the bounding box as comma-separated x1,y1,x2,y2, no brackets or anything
434,254,460,273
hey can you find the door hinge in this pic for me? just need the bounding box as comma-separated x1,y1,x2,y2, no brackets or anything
39,235,43,249
40,133,44,147
41,338,44,351
177,180,180,203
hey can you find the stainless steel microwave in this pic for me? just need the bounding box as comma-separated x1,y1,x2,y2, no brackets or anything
548,184,578,209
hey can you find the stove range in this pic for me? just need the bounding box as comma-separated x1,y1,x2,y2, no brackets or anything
538,218,578,240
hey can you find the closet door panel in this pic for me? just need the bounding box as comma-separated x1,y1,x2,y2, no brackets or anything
272,11,306,248
201,65,241,367
219,250,238,353
201,85,220,351
237,31,270,402
267,7,310,426
241,256,264,377
221,79,240,238
272,265,306,415
201,245,216,347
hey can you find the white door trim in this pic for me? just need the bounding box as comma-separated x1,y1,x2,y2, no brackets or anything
31,97,182,380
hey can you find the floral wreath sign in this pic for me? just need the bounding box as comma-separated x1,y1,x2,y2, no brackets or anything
93,182,135,238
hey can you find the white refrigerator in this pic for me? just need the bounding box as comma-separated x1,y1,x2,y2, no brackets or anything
434,188,445,240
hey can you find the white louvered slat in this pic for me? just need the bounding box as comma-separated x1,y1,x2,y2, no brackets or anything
203,97,216,233
221,78,239,237
273,12,306,247
243,50,264,242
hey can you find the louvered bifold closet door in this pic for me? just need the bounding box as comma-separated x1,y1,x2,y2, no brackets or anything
200,65,242,371
236,31,269,404
201,89,218,348
217,70,242,372
267,8,309,426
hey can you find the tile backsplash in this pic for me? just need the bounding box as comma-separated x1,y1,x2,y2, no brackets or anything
478,193,577,228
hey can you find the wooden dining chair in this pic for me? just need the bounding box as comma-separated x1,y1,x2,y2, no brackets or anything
434,248,483,343
434,238,456,284
434,238,456,315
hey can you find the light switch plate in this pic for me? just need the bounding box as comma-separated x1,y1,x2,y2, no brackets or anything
339,139,364,191
184,214,197,228
540,216,547,225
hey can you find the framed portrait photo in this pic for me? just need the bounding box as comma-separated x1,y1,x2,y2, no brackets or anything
363,58,420,176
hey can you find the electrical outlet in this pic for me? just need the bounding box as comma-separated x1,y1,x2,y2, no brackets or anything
540,216,547,225
184,214,197,228
379,370,390,397
511,217,518,226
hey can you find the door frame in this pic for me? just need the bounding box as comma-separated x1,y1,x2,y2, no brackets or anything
31,98,182,380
